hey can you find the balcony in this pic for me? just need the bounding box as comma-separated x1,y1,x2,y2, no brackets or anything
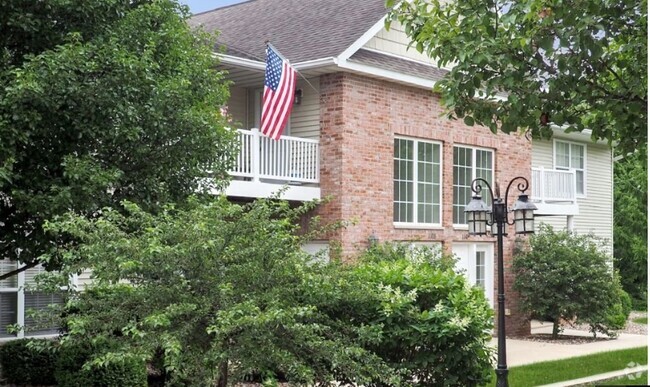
224,129,320,201
531,167,579,216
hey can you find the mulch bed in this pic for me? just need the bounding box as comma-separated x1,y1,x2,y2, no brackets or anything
511,334,614,345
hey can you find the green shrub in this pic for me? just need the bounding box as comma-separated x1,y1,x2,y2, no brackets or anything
514,225,626,338
55,340,147,387
632,292,647,311
0,338,57,385
619,287,633,318
323,243,494,386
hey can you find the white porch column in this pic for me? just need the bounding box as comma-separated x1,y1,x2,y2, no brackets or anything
251,128,261,182
567,215,575,231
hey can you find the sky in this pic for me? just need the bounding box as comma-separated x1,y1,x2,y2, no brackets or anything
180,0,247,14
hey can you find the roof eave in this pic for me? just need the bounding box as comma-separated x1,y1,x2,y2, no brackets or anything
215,53,337,71
337,58,436,89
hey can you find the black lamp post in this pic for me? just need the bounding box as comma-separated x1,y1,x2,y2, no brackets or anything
464,177,537,387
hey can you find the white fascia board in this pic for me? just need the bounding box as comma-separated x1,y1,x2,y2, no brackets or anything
337,16,389,62
215,53,266,70
337,59,436,89
216,52,337,72
294,57,337,70
549,125,611,145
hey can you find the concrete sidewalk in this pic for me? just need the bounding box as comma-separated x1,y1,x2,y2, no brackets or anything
490,320,648,367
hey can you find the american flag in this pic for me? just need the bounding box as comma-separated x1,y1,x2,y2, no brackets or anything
261,45,297,140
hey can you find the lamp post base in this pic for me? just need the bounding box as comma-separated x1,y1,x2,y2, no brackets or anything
496,368,509,387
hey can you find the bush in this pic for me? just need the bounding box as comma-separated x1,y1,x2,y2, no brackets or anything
55,340,147,387
49,199,495,386
514,225,625,338
0,338,57,385
323,243,494,386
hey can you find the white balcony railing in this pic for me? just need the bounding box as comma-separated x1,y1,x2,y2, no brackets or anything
531,167,577,204
229,129,319,184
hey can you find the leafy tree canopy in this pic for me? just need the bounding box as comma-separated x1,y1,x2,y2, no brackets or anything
0,0,235,272
41,198,493,386
514,225,629,339
614,149,647,303
388,0,647,154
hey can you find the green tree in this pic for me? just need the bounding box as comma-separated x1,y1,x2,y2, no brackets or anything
387,0,647,154
0,0,235,277
614,150,648,305
42,199,494,386
513,225,628,339
45,198,396,386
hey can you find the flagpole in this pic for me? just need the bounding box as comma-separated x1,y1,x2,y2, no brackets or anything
265,41,319,94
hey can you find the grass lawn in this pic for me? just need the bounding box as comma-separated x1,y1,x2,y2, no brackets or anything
487,347,647,387
594,371,648,385
632,317,647,324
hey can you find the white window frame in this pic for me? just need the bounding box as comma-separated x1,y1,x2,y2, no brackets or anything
0,263,73,341
393,137,443,228
452,145,495,229
553,139,586,198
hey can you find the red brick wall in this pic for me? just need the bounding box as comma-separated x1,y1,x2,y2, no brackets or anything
318,72,532,335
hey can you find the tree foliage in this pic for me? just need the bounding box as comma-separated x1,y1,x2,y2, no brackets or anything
513,225,628,338
388,0,647,154
0,0,235,271
613,150,648,304
44,198,494,386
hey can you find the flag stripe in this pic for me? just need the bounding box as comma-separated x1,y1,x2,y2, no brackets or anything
261,46,297,140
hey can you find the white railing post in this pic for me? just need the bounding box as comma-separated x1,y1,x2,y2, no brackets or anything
251,129,260,183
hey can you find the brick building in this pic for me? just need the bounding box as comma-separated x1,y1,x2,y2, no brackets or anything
189,0,614,337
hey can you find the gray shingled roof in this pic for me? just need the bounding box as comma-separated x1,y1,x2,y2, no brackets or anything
189,0,389,63
349,49,448,82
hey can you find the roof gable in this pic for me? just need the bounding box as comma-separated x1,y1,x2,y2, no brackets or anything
190,0,389,63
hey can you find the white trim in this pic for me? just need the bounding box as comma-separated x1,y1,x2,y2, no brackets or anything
221,181,320,201
553,139,587,198
452,242,495,308
294,57,338,70
337,16,389,61
16,270,24,339
393,136,443,226
394,223,445,230
361,47,440,68
338,59,436,89
216,53,266,70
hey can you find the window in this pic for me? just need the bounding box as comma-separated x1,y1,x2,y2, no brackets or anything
0,262,64,339
453,146,494,226
475,251,486,289
554,140,585,196
393,138,442,225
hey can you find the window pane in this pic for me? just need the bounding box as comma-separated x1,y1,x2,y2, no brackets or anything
394,139,414,222
476,251,486,289
24,292,63,335
0,261,18,289
555,142,570,168
571,144,584,169
576,170,585,195
0,293,17,338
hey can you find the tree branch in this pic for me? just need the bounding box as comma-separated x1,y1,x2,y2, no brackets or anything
0,260,40,281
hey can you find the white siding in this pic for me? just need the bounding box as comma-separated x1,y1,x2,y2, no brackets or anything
225,80,320,140
363,21,440,66
290,78,321,140
227,86,248,128
74,269,93,290
532,138,614,255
